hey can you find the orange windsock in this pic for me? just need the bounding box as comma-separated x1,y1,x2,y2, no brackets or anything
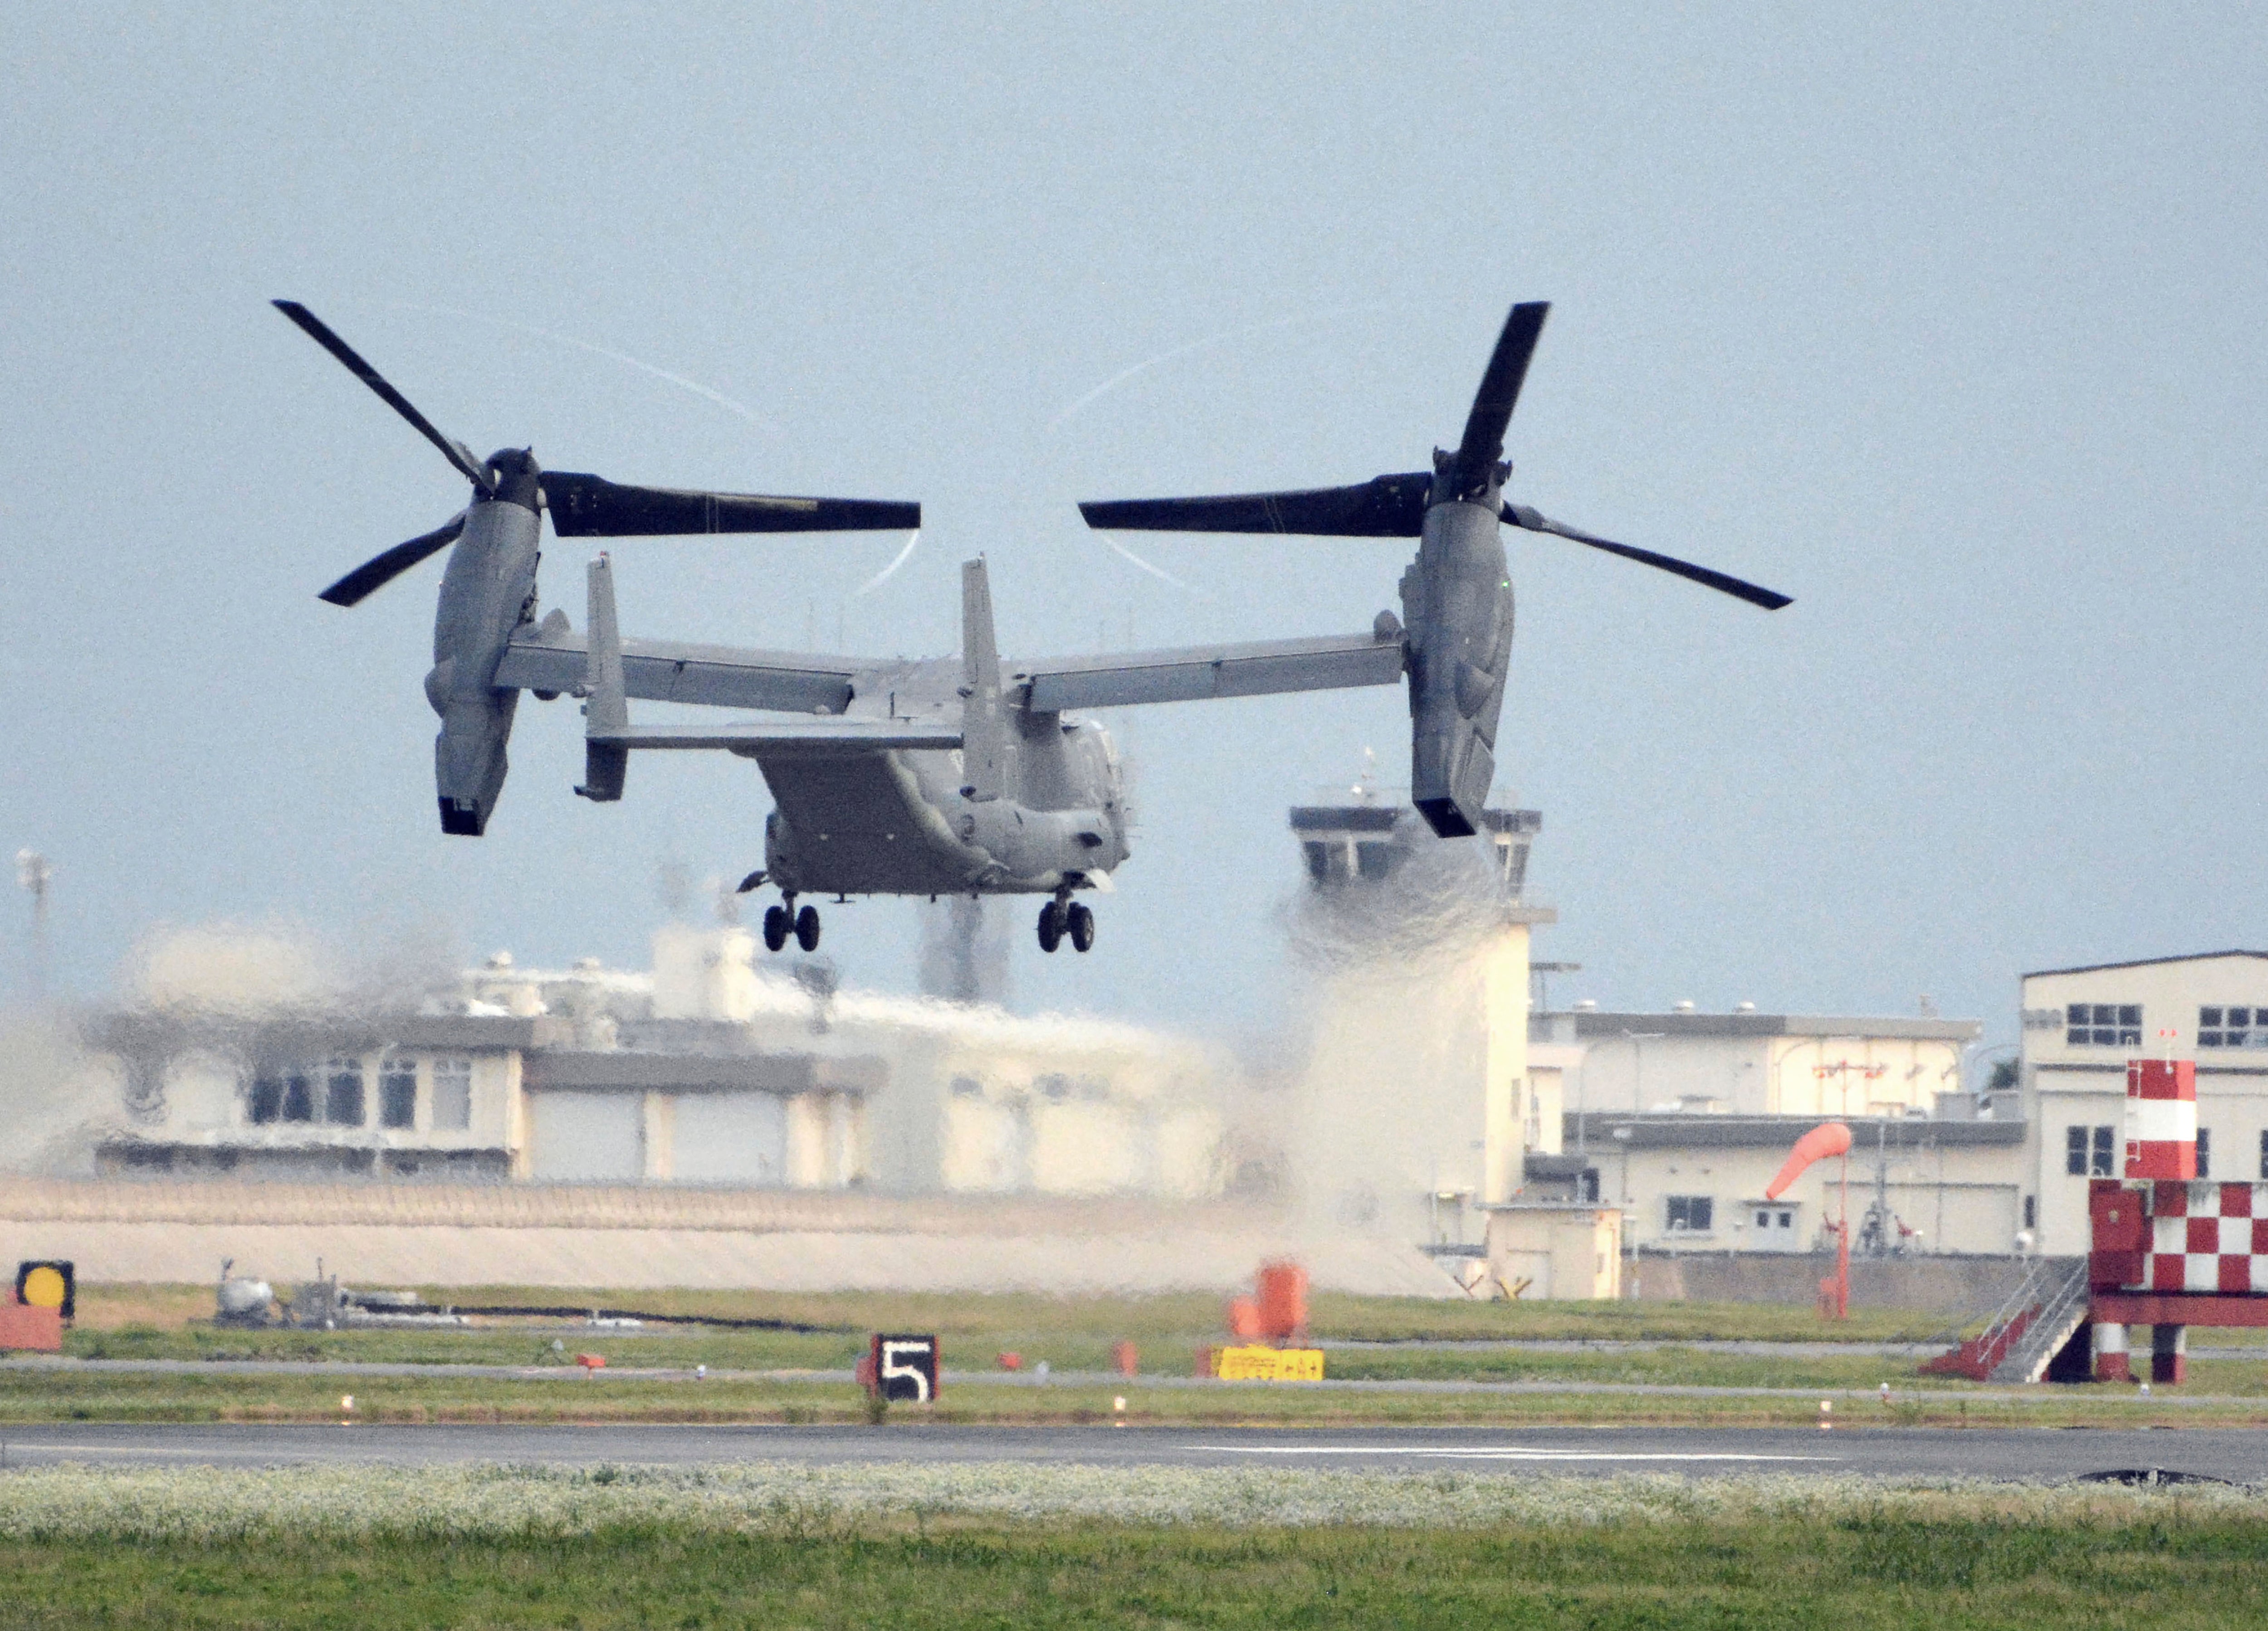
1765,1122,1853,1200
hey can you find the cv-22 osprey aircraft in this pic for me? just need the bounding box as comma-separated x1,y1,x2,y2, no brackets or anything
279,299,1789,958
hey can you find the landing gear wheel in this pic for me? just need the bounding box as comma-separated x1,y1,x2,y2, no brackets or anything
794,904,821,952
1066,901,1095,953
1036,900,1065,954
762,905,789,952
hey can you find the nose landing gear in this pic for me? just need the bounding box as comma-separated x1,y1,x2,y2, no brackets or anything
1036,895,1095,954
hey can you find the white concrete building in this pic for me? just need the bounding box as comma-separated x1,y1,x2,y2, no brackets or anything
1554,1111,2023,1258
2017,950,2268,1257
1517,1008,2022,1257
1530,1007,1977,1127
84,924,1232,1200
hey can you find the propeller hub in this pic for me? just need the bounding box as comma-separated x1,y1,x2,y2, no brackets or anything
484,447,543,512
1431,448,1509,508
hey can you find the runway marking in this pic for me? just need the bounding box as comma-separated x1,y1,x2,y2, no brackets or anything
1188,1445,1838,1463
0,1443,314,1458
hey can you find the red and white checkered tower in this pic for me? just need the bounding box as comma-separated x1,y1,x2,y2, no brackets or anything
2087,1056,2268,1383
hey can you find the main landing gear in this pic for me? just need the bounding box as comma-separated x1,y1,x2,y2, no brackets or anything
762,896,821,953
1036,896,1095,954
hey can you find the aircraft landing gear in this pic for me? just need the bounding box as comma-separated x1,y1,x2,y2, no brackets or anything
1037,896,1095,955
763,895,821,953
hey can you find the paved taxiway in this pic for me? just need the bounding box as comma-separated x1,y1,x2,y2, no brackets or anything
2,1424,2262,1482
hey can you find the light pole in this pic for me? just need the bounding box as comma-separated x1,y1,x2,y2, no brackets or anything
15,850,50,1002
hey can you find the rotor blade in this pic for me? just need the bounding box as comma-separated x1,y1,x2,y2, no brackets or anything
272,301,494,494
540,473,919,537
1505,504,1792,611
317,514,468,607
1452,301,1550,482
1079,472,1432,537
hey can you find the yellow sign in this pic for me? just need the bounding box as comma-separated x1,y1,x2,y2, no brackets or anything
1213,1345,1324,1382
20,1266,66,1310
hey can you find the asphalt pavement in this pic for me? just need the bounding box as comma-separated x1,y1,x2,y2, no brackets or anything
1,1422,2262,1482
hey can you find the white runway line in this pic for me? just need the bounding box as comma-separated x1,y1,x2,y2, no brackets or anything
1188,1445,1839,1463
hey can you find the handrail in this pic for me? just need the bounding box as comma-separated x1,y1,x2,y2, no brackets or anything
1989,1259,2091,1381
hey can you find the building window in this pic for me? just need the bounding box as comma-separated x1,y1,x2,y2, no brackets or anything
2198,1007,2268,1048
248,1075,283,1124
2196,1127,2211,1179
2066,1003,2141,1047
380,1058,418,1130
1666,1195,1713,1232
323,1056,365,1126
2023,1195,2037,1230
2260,1130,2268,1181
949,1075,983,1098
431,1058,472,1131
2066,1125,2114,1176
281,1066,316,1123
1355,841,1393,881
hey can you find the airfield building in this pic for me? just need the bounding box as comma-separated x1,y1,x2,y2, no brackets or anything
2013,950,2268,1258
79,924,1232,1200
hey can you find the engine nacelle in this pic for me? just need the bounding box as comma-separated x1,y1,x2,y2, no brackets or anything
425,488,542,835
1402,496,1513,838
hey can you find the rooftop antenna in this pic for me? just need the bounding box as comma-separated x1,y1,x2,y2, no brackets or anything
15,850,49,1002
1352,747,1379,805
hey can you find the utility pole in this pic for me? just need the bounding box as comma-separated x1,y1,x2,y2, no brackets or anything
14,850,49,1003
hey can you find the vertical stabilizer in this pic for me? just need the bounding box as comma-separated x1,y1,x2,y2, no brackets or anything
959,556,1007,800
576,554,629,802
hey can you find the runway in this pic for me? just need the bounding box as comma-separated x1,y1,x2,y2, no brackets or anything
2,1423,2262,1482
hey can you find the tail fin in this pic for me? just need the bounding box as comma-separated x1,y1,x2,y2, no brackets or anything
575,555,629,802
959,556,1007,800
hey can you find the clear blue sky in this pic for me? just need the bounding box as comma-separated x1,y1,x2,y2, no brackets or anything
4,5,2263,1047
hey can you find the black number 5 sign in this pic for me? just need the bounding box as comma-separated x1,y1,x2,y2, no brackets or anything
867,1332,939,1402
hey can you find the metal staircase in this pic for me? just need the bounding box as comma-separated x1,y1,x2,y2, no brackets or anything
1920,1257,2090,1383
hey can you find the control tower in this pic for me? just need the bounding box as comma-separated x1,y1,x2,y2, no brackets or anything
1284,787,1555,1249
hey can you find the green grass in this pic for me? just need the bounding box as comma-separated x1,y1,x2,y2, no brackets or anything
0,1464,2263,1627
23,1284,2261,1427
6,1366,2265,1429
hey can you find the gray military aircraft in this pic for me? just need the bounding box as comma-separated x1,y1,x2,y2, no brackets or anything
1079,300,1791,839
281,299,1787,958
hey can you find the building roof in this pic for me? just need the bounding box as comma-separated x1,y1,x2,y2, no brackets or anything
1561,1112,2024,1150
523,1049,884,1095
1290,804,1540,835
2022,950,2268,979
1547,1010,1981,1043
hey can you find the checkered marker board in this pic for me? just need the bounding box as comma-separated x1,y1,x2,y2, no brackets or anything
2138,1183,2268,1293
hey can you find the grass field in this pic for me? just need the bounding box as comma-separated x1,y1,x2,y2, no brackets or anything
11,1284,2262,1427
0,1463,2262,1627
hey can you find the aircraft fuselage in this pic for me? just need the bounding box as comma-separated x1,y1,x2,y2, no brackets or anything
755,656,1129,898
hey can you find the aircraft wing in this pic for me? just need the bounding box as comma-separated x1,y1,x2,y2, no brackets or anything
588,720,961,754
496,629,860,714
1019,628,1406,712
